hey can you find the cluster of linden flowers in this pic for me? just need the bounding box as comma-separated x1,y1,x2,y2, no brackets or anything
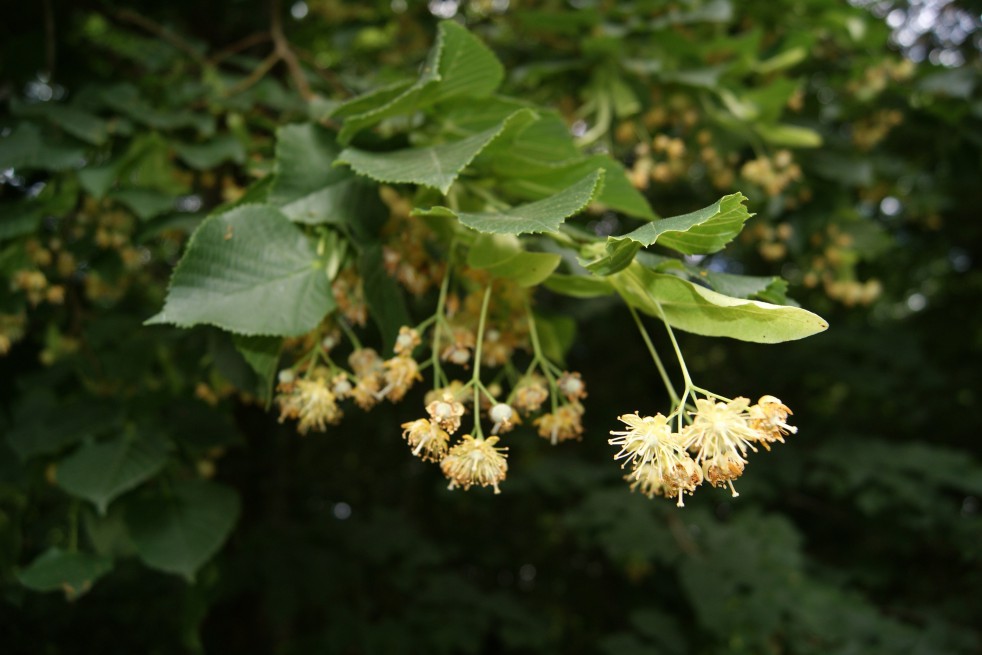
275,326,424,435
609,395,797,507
274,283,589,495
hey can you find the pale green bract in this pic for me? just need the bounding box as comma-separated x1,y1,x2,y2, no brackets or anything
611,263,828,343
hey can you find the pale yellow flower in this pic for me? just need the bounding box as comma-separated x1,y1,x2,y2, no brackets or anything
682,397,760,461
748,395,797,450
424,380,469,407
382,355,422,402
441,435,508,494
534,402,585,445
352,375,382,410
295,378,342,434
440,326,476,367
609,412,674,468
426,392,466,434
513,375,549,414
557,371,587,402
331,374,353,400
348,348,382,378
489,403,519,435
400,418,450,462
393,326,421,356
480,328,514,367
701,452,747,496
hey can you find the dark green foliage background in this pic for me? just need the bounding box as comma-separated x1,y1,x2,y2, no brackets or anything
1,1,981,653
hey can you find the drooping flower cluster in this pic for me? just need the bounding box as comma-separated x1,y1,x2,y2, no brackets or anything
275,327,425,435
609,395,796,505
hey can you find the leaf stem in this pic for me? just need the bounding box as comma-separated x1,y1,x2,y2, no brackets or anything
652,300,693,389
470,284,493,437
627,302,680,406
431,241,456,390
337,318,363,351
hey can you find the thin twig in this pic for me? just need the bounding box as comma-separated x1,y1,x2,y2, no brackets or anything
269,0,312,100
224,51,280,97
115,8,207,66
209,31,272,66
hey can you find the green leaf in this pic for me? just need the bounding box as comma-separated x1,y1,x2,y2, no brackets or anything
78,161,120,198
147,204,335,336
6,393,120,460
0,201,44,242
335,21,504,144
10,98,110,145
233,334,282,404
359,244,410,349
611,264,828,343
265,124,381,228
499,156,654,220
623,193,752,254
583,193,752,275
700,271,790,304
17,548,113,601
543,273,615,298
0,123,85,172
416,170,604,235
101,84,214,135
173,134,246,170
109,187,175,220
339,109,536,194
466,234,562,287
126,480,240,581
755,123,823,148
56,434,169,514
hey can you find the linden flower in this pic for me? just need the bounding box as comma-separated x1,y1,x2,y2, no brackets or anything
489,403,519,435
557,371,587,402
609,412,674,468
534,402,585,445
331,374,353,400
628,455,703,507
682,397,760,463
295,378,342,435
348,348,382,378
424,380,469,407
393,326,421,356
440,435,509,494
276,386,302,422
440,326,476,367
513,375,549,414
352,375,382,410
480,329,513,367
701,452,746,495
661,456,704,505
749,395,797,450
400,418,450,462
426,392,466,434
381,355,422,402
